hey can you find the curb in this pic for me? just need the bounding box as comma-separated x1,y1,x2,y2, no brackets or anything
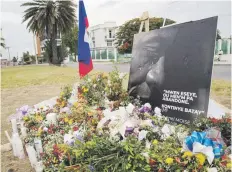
213,63,231,66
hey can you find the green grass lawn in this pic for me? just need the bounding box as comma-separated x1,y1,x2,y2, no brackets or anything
1,65,79,89
210,79,231,109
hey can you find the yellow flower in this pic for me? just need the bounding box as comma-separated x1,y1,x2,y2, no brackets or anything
68,119,73,125
23,116,29,121
83,87,88,93
73,102,78,107
152,139,158,145
60,91,64,97
182,151,193,158
64,117,69,123
35,115,43,122
165,158,174,165
195,153,206,165
37,128,43,136
61,101,66,107
227,163,232,169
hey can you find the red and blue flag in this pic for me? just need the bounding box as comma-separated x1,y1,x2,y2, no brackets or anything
78,0,93,78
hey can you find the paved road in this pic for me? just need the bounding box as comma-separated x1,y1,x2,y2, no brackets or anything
68,62,231,81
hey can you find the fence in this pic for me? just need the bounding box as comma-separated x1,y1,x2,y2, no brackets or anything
215,38,231,55
90,47,117,62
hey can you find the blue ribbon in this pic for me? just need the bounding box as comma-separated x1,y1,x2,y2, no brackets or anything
185,131,223,158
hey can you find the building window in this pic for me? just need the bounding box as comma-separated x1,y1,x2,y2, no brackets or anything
109,30,112,38
107,41,112,47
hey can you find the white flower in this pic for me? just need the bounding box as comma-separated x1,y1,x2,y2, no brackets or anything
161,124,175,138
154,107,162,116
144,103,151,109
119,73,125,79
141,152,149,159
107,80,111,86
93,84,97,88
88,78,91,82
146,141,151,149
43,127,48,132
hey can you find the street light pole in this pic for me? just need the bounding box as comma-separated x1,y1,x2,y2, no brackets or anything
33,34,38,64
6,46,11,61
162,1,178,27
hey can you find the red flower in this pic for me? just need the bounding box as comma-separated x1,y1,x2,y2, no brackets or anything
48,128,53,134
221,155,228,160
210,117,220,124
73,126,79,131
226,118,232,123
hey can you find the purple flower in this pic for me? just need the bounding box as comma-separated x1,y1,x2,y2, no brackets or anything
18,105,30,115
125,127,134,137
139,103,152,113
73,131,84,142
8,105,30,122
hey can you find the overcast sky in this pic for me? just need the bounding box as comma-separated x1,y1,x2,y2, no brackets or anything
0,0,231,59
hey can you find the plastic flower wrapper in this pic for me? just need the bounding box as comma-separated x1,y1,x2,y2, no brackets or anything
138,130,148,141
125,103,135,114
207,168,218,172
34,102,52,111
206,128,226,146
60,107,71,114
64,133,75,146
184,131,224,164
68,83,78,105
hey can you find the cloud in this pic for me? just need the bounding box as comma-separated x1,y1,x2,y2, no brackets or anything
98,0,122,8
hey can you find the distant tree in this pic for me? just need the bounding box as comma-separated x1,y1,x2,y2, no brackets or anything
115,17,175,54
0,37,5,48
57,44,68,62
12,57,18,62
22,51,36,64
21,0,76,65
62,25,78,61
216,29,222,40
23,51,31,62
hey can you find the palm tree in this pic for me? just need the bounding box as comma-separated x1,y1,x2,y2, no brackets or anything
21,0,76,65
0,37,5,48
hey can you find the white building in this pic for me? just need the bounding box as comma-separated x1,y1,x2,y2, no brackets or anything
89,22,118,48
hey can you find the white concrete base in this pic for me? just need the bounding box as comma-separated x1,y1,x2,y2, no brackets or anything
207,99,231,119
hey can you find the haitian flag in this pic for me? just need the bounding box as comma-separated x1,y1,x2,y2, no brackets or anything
78,0,93,78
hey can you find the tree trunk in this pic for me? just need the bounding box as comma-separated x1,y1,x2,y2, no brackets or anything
74,50,77,62
51,25,59,66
